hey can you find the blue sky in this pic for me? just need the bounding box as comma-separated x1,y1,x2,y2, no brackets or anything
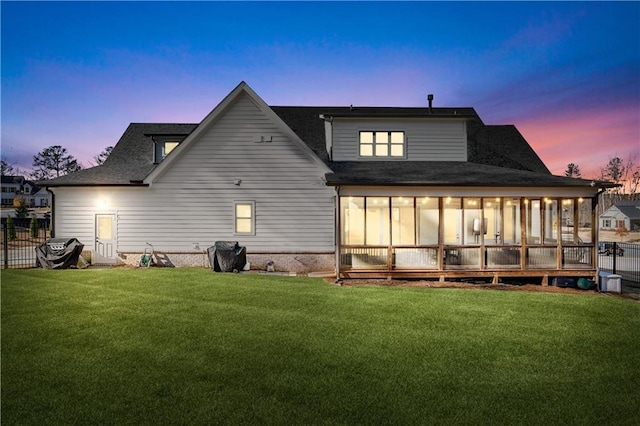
2,1,639,177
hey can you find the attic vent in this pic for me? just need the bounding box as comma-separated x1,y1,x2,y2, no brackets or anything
428,94,434,114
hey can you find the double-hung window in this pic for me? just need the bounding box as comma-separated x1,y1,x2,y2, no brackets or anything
234,201,255,235
359,131,405,158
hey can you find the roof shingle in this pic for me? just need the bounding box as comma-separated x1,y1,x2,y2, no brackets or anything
41,105,594,188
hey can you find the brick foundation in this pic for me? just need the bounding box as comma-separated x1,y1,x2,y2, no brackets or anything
114,251,335,274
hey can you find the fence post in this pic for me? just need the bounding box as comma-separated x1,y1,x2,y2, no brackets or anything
612,242,617,274
3,222,8,269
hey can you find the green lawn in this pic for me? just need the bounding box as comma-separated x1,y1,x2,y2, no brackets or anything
2,269,639,425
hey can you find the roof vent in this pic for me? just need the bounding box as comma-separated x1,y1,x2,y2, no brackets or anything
427,94,434,114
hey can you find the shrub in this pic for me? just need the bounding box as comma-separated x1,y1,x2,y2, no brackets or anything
7,216,16,241
30,216,39,239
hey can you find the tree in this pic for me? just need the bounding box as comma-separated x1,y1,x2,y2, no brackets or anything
1,160,14,176
14,196,29,219
31,145,82,180
30,215,39,239
601,157,624,183
6,216,16,241
598,152,640,212
614,222,629,242
564,163,582,178
93,146,113,166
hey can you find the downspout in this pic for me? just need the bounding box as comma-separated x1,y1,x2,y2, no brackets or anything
593,186,608,282
334,186,341,283
46,187,55,238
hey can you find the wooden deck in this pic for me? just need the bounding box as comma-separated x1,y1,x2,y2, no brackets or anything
340,268,597,286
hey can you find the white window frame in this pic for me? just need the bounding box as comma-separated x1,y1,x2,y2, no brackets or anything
359,131,405,159
162,141,179,159
153,140,181,163
234,201,255,236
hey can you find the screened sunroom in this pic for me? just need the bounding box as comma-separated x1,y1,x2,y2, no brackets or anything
337,191,597,281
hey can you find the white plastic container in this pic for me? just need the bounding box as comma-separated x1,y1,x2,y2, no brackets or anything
601,273,622,293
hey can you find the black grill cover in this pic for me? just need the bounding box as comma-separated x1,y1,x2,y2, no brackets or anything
207,241,246,272
35,238,85,269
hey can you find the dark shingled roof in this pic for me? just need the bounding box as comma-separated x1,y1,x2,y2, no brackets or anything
1,175,42,193
42,105,596,188
468,125,550,174
324,161,594,187
611,201,640,219
42,123,197,186
271,106,480,164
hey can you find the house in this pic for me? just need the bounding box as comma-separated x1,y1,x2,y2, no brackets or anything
1,175,51,208
42,82,614,283
600,201,640,231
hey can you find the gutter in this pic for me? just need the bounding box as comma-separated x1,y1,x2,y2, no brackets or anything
334,185,340,282
41,183,149,188
45,187,55,238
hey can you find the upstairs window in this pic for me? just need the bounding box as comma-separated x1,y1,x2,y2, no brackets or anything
154,140,181,163
163,142,179,158
359,131,405,158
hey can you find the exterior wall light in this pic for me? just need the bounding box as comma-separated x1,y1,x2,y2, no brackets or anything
97,199,109,210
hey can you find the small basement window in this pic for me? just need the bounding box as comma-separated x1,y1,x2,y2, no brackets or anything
234,202,255,235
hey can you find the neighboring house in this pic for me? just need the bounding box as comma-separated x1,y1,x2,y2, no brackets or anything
600,201,640,231
1,175,51,208
42,82,614,282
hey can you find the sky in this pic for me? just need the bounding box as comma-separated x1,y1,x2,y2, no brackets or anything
1,1,639,178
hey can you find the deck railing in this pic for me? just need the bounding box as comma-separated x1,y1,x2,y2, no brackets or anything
340,244,596,272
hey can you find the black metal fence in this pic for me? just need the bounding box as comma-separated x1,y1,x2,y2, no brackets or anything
598,241,640,289
1,218,50,269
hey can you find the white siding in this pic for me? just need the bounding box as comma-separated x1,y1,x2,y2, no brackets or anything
53,93,335,254
331,118,467,161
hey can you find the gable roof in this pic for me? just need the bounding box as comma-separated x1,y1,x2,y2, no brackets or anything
606,201,640,219
40,81,610,189
143,81,332,183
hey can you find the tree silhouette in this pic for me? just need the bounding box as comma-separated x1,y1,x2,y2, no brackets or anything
564,163,582,178
31,145,82,180
93,146,113,166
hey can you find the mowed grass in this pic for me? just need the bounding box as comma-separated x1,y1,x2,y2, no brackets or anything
2,269,639,425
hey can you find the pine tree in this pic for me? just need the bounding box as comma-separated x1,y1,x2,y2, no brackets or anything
14,198,29,219
564,163,582,178
30,216,39,239
7,216,16,241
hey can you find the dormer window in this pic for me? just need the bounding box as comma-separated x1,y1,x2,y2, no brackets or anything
359,131,405,158
162,142,179,158
152,138,184,163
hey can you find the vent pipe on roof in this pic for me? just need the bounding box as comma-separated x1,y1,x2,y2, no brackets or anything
428,94,434,114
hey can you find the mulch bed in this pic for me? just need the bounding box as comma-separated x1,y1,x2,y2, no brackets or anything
329,278,640,300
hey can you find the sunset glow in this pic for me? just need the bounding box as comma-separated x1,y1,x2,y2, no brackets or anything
2,2,638,179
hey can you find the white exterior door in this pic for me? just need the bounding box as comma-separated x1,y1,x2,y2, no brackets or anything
95,214,116,264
